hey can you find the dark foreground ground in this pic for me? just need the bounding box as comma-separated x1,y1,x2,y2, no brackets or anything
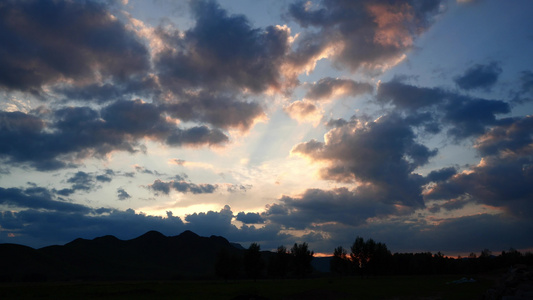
0,275,493,300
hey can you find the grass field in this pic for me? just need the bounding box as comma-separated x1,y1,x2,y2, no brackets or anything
0,275,493,299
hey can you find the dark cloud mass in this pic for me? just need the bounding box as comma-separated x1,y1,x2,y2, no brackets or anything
0,186,90,213
155,0,291,93
293,114,436,207
163,91,264,131
0,101,228,170
287,0,442,73
264,187,403,229
377,80,511,139
305,77,373,101
0,0,150,94
426,116,533,217
454,62,502,91
236,212,264,224
149,179,218,195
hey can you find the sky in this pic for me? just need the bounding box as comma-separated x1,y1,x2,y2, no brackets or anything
1,0,532,256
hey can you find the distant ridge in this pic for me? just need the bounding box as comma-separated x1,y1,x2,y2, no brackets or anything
0,230,245,282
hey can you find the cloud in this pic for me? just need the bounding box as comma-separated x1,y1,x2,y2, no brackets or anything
148,179,218,195
263,187,405,229
283,100,321,123
292,114,436,207
66,171,95,192
426,167,457,183
0,0,150,94
0,186,91,213
426,116,533,217
376,80,511,139
0,101,228,170
162,91,265,131
304,77,373,101
377,80,444,111
287,0,442,74
236,212,264,224
454,62,502,91
154,0,291,94
117,188,131,200
133,165,163,176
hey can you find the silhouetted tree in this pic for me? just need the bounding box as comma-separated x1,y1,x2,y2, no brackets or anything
350,236,391,276
268,245,290,279
215,248,240,281
480,249,492,258
290,243,314,278
367,241,392,275
244,242,264,280
330,246,351,276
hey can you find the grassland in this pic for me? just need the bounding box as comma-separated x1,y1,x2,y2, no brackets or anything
0,275,493,299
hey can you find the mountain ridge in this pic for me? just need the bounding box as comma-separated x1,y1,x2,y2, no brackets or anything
0,230,246,282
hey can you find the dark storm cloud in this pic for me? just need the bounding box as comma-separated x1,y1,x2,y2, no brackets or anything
475,115,533,157
263,187,403,229
304,77,373,101
148,179,218,195
376,80,511,139
185,205,234,231
149,0,293,131
117,188,131,200
166,125,228,146
287,0,442,72
0,186,90,213
428,196,470,213
163,91,264,131
442,95,510,139
426,167,457,183
454,62,502,91
426,116,533,217
377,80,444,110
235,212,264,224
155,0,291,93
292,114,436,207
0,0,150,94
0,101,228,170
54,75,158,103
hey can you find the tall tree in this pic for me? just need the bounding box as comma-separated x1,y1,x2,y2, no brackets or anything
351,236,391,276
330,246,351,276
244,242,264,280
290,242,314,278
268,245,290,279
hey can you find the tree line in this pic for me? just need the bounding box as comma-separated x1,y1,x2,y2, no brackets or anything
215,242,314,280
216,237,533,280
331,237,533,276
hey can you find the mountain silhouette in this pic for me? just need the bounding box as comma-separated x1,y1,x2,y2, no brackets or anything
0,230,245,282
